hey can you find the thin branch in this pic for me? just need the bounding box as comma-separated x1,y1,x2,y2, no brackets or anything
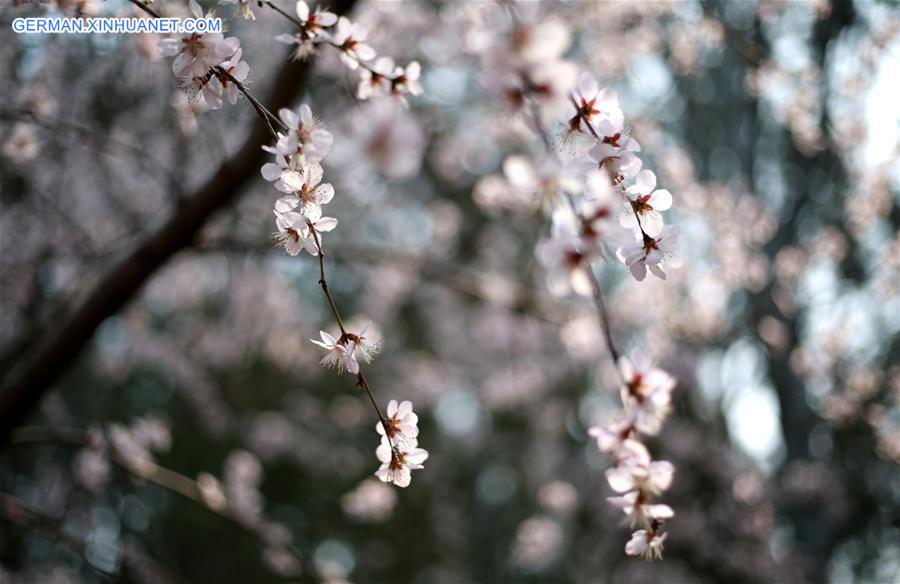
308,224,394,446
309,224,347,335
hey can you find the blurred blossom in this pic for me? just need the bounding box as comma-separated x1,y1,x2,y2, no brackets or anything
248,411,296,460
263,546,302,578
2,123,39,163
331,100,426,184
538,480,578,515
314,539,356,580
341,479,397,522
511,516,564,572
73,448,110,492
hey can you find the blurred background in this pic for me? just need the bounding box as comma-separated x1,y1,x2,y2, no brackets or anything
1,0,898,582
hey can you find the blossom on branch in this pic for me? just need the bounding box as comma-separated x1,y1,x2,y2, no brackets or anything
621,170,673,238
376,399,420,448
327,16,376,70
310,331,359,374
625,527,667,560
375,436,428,488
616,225,682,282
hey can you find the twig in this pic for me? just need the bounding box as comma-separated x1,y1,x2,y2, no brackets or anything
308,223,395,448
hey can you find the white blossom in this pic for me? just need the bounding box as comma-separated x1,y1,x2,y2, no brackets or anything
536,208,599,297
374,436,428,488
215,47,250,106
607,490,675,527
261,153,305,194
625,529,667,560
276,105,333,163
569,73,625,137
157,1,239,79
357,56,396,100
389,61,423,106
1,122,39,163
274,2,338,60
309,323,378,375
273,210,315,256
376,399,419,448
618,354,676,435
621,170,673,237
327,16,376,70
605,439,675,497
270,161,334,220
616,225,682,281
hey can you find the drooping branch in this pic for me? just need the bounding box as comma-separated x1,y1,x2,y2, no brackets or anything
0,0,359,448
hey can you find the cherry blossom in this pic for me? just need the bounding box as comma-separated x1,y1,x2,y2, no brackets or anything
536,207,598,298
273,213,337,257
309,322,379,374
625,528,667,560
274,2,338,60
276,105,333,163
214,48,250,107
616,225,682,281
273,210,314,256
327,17,376,70
588,420,633,458
389,61,423,106
503,155,581,211
354,58,423,104
569,73,625,137
157,1,239,79
261,153,305,194
349,321,381,365
605,440,675,497
618,355,677,435
375,436,428,488
270,162,334,221
376,400,419,448
357,57,396,100
621,170,673,237
1,123,39,163
310,331,359,375
607,491,675,528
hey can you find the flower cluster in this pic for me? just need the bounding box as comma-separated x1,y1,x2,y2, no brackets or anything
259,103,336,255
534,71,682,286
273,2,422,106
468,10,681,559
471,12,681,285
157,0,249,110
375,400,428,488
589,355,677,559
